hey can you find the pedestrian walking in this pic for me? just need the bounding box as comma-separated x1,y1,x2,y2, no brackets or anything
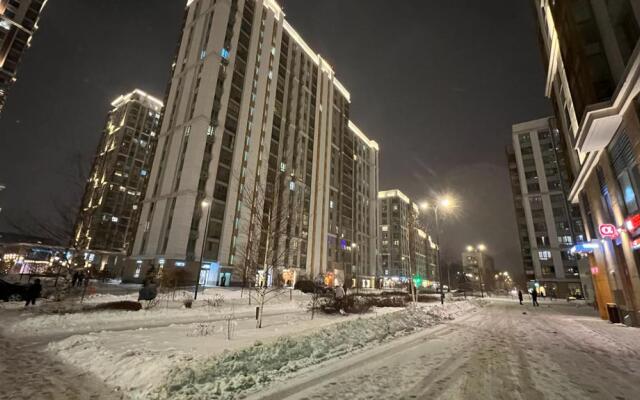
335,285,346,315
25,278,42,306
518,289,523,305
77,272,84,287
71,271,79,287
531,289,539,307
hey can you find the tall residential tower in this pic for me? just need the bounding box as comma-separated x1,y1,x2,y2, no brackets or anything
74,90,163,256
0,0,46,114
126,0,379,287
509,117,585,297
532,0,640,324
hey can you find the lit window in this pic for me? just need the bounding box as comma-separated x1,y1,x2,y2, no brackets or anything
280,162,286,172
329,200,334,209
200,50,207,60
141,170,148,176
111,216,119,223
134,266,142,278
220,48,230,59
538,250,552,260
381,225,389,232
289,181,296,191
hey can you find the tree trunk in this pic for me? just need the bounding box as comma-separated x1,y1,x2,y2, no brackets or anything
256,291,266,328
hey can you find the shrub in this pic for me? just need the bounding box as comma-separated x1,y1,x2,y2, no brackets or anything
92,301,142,311
183,298,193,309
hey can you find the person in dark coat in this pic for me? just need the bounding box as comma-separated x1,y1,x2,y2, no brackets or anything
531,289,539,307
25,279,42,306
71,271,79,287
77,272,84,287
518,290,524,305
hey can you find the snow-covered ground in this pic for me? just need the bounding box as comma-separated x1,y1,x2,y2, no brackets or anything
252,299,640,400
2,291,637,400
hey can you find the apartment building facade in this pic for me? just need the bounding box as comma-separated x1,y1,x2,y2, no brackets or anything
74,90,163,256
378,189,435,287
0,0,46,114
125,0,379,287
461,249,495,291
509,117,586,297
533,0,640,324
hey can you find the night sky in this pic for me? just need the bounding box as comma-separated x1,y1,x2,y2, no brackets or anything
0,1,550,278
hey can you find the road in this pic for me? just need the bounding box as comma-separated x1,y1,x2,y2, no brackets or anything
252,299,640,400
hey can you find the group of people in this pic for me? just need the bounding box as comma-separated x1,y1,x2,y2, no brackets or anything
70,270,89,287
517,289,540,307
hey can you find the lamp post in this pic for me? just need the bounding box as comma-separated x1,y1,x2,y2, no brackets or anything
194,199,212,300
420,196,454,305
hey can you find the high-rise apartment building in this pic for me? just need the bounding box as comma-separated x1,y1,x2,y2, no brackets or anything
74,90,162,255
125,0,379,287
0,0,46,114
461,248,495,291
378,189,435,287
509,117,585,297
532,0,640,324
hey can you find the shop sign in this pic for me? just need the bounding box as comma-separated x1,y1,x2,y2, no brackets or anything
590,267,599,275
626,213,640,234
599,224,619,239
570,242,599,254
632,238,640,250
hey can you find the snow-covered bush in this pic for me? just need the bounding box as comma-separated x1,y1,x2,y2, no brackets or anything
151,302,475,399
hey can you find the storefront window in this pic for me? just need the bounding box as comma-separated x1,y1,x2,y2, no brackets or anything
618,171,638,213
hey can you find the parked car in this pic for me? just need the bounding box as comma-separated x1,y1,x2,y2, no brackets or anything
0,279,28,302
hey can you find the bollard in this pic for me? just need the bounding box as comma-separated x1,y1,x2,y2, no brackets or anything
255,306,260,320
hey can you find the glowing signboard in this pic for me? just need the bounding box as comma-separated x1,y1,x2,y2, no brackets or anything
599,224,619,239
626,213,640,233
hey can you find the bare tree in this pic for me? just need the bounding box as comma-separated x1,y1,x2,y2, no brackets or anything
230,155,299,328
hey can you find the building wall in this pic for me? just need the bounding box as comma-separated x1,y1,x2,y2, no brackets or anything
74,90,162,254
378,190,427,284
533,0,640,323
510,117,585,297
0,0,46,114
461,251,495,290
126,0,379,286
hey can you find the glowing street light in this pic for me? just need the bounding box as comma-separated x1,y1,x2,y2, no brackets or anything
195,199,212,300
477,244,487,252
419,194,459,305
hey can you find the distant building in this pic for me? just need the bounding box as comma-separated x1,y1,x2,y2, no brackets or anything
508,117,585,297
125,0,379,287
461,248,495,291
74,90,163,258
378,189,435,287
0,0,46,114
0,231,65,275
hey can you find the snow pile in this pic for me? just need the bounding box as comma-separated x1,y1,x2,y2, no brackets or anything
149,301,476,400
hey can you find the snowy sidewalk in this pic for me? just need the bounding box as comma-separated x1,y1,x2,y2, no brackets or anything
252,299,640,400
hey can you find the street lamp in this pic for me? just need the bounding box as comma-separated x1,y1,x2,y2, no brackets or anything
420,195,456,305
194,199,212,300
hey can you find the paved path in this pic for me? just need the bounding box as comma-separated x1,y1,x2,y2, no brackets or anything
251,300,640,400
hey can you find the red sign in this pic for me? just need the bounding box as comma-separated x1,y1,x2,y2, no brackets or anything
591,267,599,275
626,214,640,233
632,238,640,250
599,224,619,239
